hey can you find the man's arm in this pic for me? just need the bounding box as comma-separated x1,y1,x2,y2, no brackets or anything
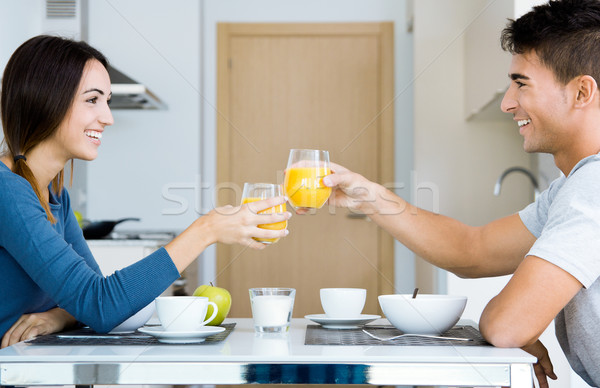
479,256,581,388
480,255,582,347
370,199,535,277
324,164,536,278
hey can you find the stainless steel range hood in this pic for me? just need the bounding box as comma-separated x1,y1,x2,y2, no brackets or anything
107,65,166,110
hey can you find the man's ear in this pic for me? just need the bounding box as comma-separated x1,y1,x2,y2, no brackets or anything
573,75,598,108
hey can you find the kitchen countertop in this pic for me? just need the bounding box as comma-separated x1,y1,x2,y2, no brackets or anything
85,231,176,246
85,239,171,247
0,318,535,386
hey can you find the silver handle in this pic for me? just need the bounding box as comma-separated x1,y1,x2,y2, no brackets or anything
346,213,367,220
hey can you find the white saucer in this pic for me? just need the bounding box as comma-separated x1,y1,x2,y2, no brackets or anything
305,314,381,329
138,326,226,344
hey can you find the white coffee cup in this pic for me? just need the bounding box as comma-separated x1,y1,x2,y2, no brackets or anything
155,296,218,331
320,288,366,318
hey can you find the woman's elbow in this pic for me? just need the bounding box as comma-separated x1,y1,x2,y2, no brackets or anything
85,322,113,333
81,316,122,334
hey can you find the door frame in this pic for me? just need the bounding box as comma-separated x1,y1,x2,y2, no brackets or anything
216,22,395,297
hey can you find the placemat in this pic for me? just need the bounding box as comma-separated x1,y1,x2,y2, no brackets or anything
26,323,235,346
305,325,490,346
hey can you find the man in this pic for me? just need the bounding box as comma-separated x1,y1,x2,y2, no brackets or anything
322,1,600,386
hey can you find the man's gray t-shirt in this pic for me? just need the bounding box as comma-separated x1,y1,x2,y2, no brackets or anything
519,154,600,387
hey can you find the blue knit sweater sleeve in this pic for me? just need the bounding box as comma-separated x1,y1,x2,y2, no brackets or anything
0,170,180,334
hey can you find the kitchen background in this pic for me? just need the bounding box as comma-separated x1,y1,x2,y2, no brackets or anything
0,0,583,387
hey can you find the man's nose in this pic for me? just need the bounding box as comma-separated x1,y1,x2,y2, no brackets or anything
501,85,518,113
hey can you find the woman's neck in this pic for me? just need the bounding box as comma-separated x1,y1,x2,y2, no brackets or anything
0,155,12,169
2,144,67,199
27,145,67,192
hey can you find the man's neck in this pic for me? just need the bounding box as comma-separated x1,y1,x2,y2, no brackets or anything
553,136,600,176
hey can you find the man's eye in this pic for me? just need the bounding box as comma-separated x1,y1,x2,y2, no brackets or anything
516,81,525,88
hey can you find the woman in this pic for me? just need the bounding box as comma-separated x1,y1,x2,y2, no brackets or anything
0,35,290,347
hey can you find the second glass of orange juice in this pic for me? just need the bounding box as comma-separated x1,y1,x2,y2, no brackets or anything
241,183,287,244
284,149,332,211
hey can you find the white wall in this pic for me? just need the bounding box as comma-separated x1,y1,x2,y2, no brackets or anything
0,0,44,146
199,0,416,293
0,1,43,71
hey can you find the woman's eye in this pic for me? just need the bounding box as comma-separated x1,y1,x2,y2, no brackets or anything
87,97,98,104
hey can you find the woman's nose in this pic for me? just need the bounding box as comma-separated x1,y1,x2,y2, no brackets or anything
100,105,114,126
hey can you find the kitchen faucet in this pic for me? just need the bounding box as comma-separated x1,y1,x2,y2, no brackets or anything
494,166,540,201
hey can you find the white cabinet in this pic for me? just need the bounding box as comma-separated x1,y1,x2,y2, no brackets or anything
464,0,546,120
87,240,175,296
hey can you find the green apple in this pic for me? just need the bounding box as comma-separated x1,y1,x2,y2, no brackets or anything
73,211,84,228
193,282,232,326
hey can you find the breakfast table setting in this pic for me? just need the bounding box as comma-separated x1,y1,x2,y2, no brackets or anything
0,286,536,387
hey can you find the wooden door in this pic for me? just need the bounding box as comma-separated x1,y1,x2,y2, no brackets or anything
217,23,394,320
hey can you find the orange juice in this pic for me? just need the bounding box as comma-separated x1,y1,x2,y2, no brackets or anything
242,197,287,244
284,166,332,209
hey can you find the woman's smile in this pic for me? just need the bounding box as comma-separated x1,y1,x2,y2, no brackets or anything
85,129,103,146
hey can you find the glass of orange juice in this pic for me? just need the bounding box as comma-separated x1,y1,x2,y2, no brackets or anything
284,149,332,211
241,183,287,244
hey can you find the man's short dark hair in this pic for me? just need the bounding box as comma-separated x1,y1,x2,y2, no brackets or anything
501,0,600,85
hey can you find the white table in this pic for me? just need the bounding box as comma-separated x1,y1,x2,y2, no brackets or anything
0,318,535,386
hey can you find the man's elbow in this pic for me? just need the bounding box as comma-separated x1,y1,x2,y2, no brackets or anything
449,265,489,279
479,317,533,348
452,270,478,279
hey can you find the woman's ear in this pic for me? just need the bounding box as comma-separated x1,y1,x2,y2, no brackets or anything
573,75,598,108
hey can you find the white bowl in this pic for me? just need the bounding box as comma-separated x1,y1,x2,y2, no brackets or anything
378,294,467,335
109,302,155,334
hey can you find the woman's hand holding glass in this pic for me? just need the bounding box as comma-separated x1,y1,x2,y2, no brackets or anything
241,183,288,245
206,195,290,249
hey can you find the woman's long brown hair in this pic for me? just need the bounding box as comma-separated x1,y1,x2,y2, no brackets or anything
1,35,108,223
